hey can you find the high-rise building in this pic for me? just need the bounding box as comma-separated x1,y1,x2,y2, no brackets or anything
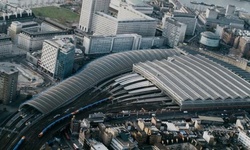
40,37,75,80
79,0,111,32
79,0,157,36
162,18,187,47
0,66,18,104
0,34,12,57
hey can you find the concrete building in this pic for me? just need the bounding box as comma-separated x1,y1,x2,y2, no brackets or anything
0,34,12,57
110,131,138,150
83,34,164,55
200,31,220,49
7,21,38,43
87,139,109,150
79,0,110,32
203,131,215,145
40,37,75,80
17,26,69,51
215,24,225,39
162,18,186,47
225,5,236,16
221,28,237,45
205,8,218,19
126,0,153,14
163,12,197,36
234,36,250,58
238,131,250,149
110,0,153,14
199,12,244,28
79,0,157,36
0,66,18,104
0,10,35,33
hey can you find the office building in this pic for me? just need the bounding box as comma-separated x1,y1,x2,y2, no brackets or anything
238,131,250,149
79,0,157,36
126,0,153,14
205,8,218,19
110,0,153,14
200,9,244,28
7,21,38,43
225,5,235,16
79,0,111,32
17,26,69,51
163,12,197,36
39,37,75,80
162,18,186,47
83,34,165,55
0,66,18,104
0,34,12,57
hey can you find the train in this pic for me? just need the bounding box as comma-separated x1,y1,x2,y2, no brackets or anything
38,97,110,138
13,136,25,150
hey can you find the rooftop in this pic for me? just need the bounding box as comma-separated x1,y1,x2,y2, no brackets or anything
45,38,74,53
201,31,220,39
133,54,250,108
0,65,18,75
198,116,224,123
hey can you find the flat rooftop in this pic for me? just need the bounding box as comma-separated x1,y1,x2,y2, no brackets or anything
133,54,250,108
0,65,18,75
198,116,224,123
45,38,74,53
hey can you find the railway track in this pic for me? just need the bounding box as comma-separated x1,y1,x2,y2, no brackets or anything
7,88,110,150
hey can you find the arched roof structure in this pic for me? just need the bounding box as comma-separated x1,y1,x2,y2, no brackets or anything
20,49,180,114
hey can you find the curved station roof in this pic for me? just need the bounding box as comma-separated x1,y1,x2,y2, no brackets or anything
134,54,250,109
20,49,180,114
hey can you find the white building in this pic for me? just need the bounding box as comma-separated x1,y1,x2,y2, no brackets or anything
83,34,165,55
203,131,214,145
200,31,220,48
0,34,12,57
205,8,218,19
163,12,197,36
17,26,68,51
7,21,38,43
238,131,250,149
40,37,75,79
162,18,186,47
79,0,157,36
110,0,153,14
126,0,153,14
79,0,110,32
